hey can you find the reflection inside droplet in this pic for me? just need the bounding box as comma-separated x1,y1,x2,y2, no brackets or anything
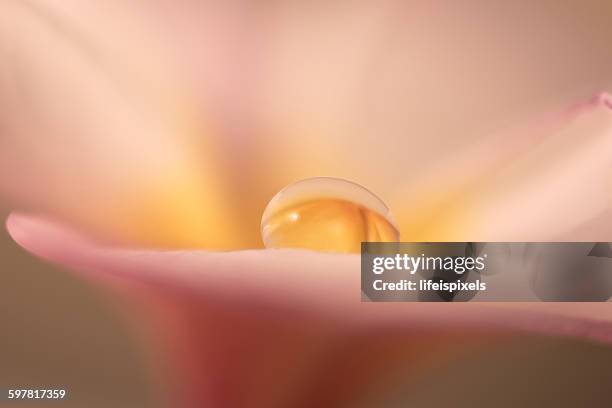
261,177,400,253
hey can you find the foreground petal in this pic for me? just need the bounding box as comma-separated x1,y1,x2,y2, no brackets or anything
6,213,612,407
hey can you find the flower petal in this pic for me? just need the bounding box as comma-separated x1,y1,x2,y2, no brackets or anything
392,93,612,240
4,2,612,249
7,213,612,406
0,1,241,248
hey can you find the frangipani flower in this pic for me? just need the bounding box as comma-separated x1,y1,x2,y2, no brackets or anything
2,1,612,407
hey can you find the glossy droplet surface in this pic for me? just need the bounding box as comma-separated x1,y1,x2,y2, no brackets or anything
261,177,399,253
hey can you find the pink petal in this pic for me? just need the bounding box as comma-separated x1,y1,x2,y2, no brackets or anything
7,213,612,406
392,92,612,241
0,1,240,248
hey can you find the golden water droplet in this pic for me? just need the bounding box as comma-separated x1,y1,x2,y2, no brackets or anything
261,177,400,253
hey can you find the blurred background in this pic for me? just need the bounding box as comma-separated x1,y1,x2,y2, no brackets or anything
2,0,612,407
